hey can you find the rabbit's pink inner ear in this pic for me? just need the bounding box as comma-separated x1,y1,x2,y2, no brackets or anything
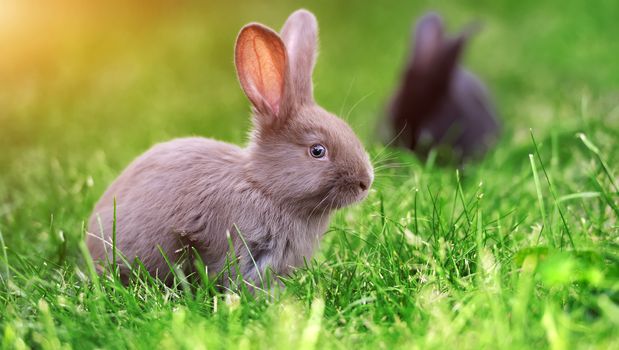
235,24,288,119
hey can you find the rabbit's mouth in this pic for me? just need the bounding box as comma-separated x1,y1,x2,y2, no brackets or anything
306,176,371,214
329,184,370,210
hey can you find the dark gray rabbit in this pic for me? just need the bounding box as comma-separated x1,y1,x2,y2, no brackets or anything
385,12,500,162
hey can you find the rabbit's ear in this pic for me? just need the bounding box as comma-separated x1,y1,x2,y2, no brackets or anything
412,13,444,71
280,9,318,106
235,24,288,122
439,34,466,75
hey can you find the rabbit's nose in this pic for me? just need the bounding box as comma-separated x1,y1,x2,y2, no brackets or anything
358,174,372,191
359,180,368,191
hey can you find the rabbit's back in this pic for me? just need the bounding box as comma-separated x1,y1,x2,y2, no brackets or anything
87,137,245,279
450,70,499,155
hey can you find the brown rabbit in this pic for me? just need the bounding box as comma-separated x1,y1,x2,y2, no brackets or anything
385,12,500,162
87,9,373,289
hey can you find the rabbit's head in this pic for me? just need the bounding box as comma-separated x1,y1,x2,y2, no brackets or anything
235,10,373,213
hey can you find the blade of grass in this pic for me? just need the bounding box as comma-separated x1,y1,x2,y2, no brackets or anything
531,131,575,248
0,227,9,285
529,153,550,246
112,197,118,278
577,133,618,192
233,224,264,290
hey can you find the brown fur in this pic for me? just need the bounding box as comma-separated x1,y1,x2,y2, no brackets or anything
87,9,373,289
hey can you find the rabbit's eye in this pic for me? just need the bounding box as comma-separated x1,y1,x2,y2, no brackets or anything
309,144,327,158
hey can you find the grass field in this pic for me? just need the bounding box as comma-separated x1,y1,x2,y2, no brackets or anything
1,0,618,348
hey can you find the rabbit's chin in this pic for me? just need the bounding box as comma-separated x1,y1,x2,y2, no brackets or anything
329,189,370,210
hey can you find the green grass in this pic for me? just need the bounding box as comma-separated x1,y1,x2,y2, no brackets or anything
1,0,618,349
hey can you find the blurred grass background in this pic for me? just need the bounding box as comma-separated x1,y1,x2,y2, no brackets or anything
3,0,618,153
0,0,618,348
